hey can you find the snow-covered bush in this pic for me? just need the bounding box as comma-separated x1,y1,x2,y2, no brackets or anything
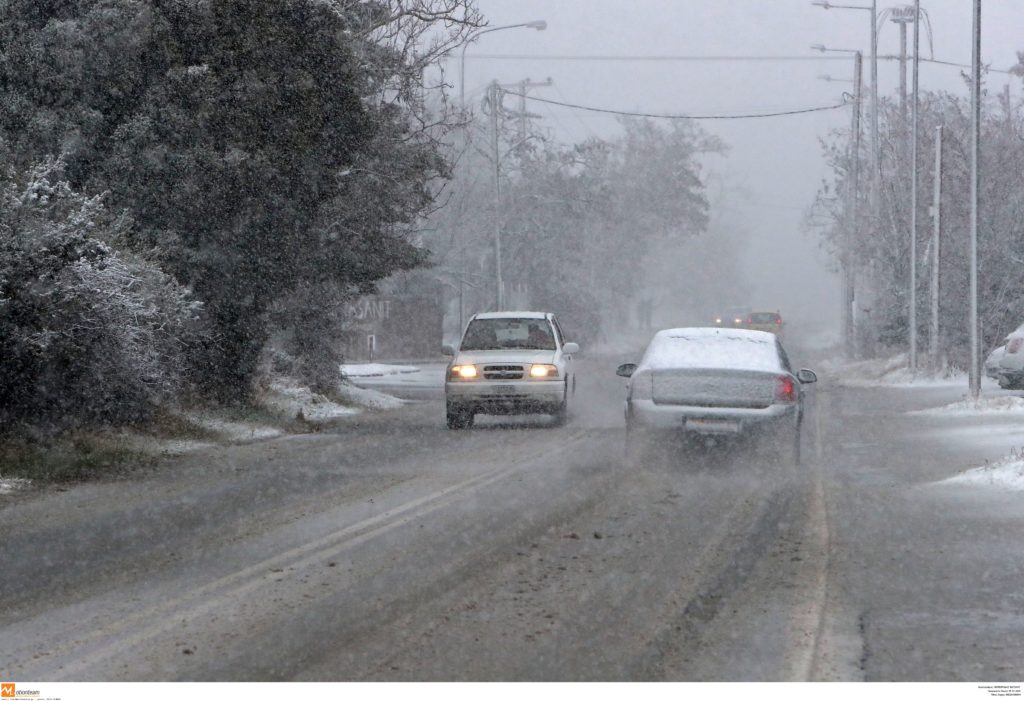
0,158,202,434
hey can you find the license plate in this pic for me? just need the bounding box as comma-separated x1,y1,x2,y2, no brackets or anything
685,418,740,434
488,384,515,394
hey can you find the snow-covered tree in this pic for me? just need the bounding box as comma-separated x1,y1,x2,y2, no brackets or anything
0,0,480,401
810,82,1024,365
0,158,202,434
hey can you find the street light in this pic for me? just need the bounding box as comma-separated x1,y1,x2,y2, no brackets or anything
813,0,880,359
454,19,546,322
459,21,546,111
814,47,864,356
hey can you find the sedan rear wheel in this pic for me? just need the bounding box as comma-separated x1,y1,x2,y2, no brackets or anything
775,426,801,467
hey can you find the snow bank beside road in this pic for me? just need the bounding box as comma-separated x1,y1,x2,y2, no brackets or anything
260,381,361,422
939,453,1024,491
341,363,421,378
821,353,977,388
336,382,405,410
0,476,32,495
909,395,1024,416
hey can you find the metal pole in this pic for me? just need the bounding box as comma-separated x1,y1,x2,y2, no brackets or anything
490,81,503,310
908,0,920,370
968,0,981,398
870,0,879,199
846,52,863,355
930,124,942,362
518,79,527,142
899,20,908,125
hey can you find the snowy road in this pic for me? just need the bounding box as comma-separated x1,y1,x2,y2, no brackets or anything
3,355,1024,681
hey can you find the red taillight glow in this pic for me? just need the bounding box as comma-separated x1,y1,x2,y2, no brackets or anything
775,375,796,402
776,318,783,325
1009,338,1023,354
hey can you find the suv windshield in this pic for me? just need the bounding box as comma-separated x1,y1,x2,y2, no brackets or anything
461,318,556,351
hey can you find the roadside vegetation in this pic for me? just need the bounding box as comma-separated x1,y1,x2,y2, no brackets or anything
809,72,1024,366
0,0,480,481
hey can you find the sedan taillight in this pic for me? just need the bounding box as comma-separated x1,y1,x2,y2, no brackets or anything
775,375,796,402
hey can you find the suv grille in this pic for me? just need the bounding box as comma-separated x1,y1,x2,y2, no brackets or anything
483,365,524,380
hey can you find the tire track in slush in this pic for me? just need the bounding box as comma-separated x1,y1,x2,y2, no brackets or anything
11,432,591,680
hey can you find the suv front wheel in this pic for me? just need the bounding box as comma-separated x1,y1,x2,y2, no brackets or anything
551,382,569,426
446,403,474,430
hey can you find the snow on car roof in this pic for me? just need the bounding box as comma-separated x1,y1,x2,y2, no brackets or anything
473,311,549,320
640,327,783,373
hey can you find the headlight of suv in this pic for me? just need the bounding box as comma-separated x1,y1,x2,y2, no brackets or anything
450,364,479,380
528,364,559,379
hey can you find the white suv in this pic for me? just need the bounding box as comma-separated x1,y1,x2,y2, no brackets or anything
442,311,579,429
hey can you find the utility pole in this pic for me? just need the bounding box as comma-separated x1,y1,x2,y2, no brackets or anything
489,80,503,310
968,0,981,399
908,0,920,371
929,124,942,363
895,14,909,123
498,77,553,142
845,52,863,355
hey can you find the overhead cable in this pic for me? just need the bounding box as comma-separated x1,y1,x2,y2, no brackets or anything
517,93,850,120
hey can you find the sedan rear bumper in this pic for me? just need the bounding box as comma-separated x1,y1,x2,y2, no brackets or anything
626,398,798,433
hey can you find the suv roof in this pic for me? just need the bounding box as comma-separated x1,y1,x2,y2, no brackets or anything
473,311,550,320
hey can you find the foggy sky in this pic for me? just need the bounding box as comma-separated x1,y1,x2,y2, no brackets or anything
460,0,1023,338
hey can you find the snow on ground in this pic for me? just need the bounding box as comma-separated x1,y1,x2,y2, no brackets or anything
909,395,1024,416
344,362,445,400
260,381,361,422
938,453,1024,491
336,381,405,410
341,363,421,378
187,414,286,440
0,476,32,495
821,353,986,388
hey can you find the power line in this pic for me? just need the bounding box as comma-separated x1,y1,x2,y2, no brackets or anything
464,54,854,62
517,93,849,120
463,52,1016,74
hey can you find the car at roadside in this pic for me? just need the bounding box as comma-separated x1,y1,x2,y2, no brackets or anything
996,325,1024,389
442,311,579,429
985,342,1007,381
616,327,817,464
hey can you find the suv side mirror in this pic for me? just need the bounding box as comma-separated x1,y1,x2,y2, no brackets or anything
562,342,579,355
797,369,817,384
616,363,637,378
441,344,455,356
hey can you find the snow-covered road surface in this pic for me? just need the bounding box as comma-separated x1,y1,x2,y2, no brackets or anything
3,353,1024,681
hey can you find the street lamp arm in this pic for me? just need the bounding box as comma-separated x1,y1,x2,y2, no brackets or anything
812,1,873,10
459,21,546,109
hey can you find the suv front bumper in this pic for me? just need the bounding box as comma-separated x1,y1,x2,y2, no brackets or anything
446,380,565,415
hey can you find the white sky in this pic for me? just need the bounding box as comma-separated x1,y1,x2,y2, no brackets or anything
458,0,1023,337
